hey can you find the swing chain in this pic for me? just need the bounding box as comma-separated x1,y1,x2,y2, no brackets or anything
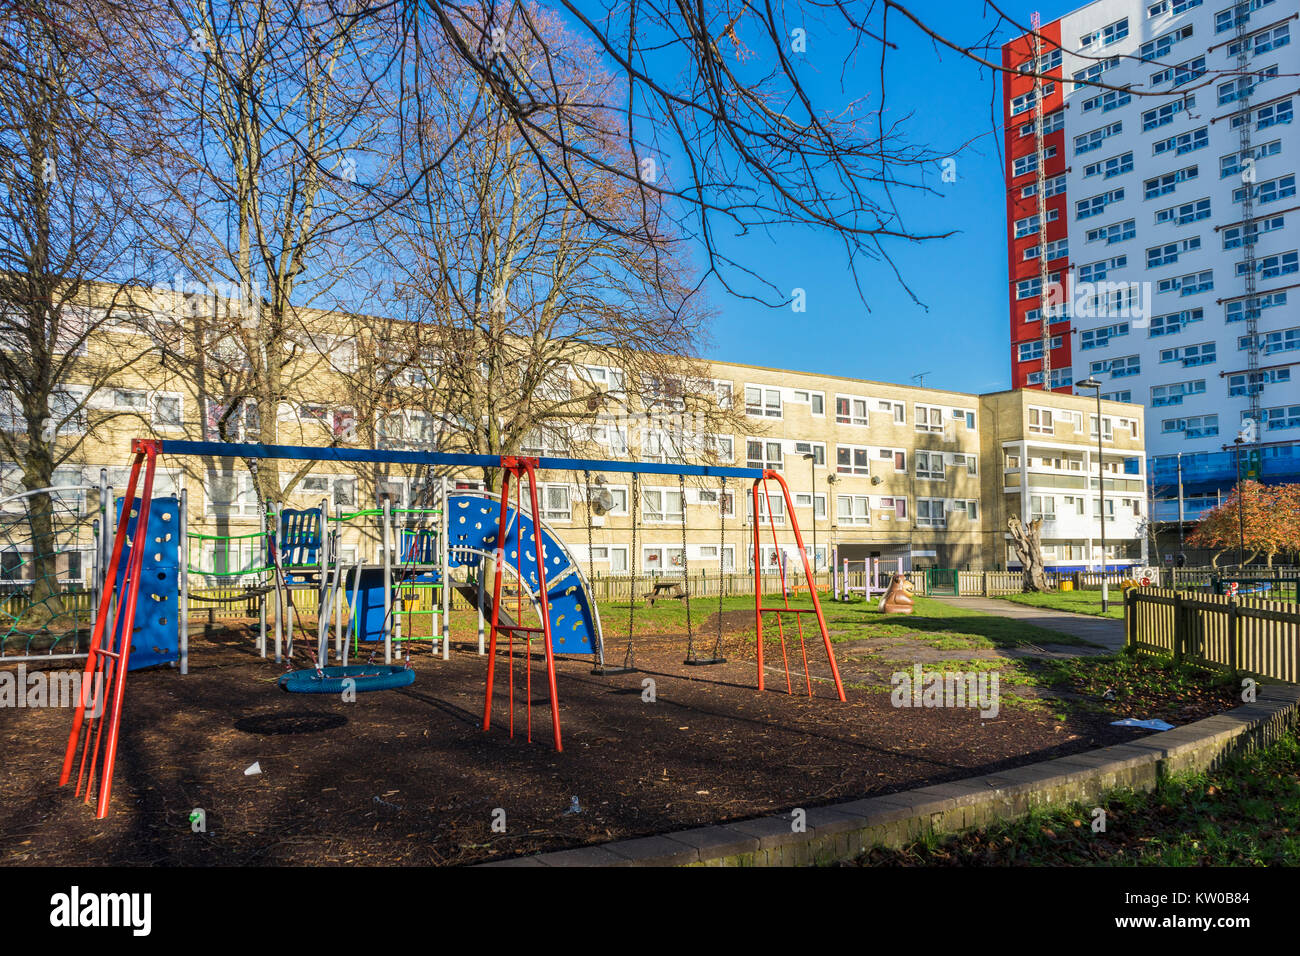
623,474,638,671
679,473,694,660
714,476,726,660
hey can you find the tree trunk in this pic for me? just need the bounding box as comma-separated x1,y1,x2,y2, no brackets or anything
1007,515,1050,592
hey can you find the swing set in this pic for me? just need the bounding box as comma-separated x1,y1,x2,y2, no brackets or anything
60,438,844,819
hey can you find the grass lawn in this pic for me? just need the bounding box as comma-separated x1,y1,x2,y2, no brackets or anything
854,726,1300,865
593,592,1098,650
996,589,1125,620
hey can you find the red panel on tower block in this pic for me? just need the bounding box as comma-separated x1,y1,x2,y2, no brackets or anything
1002,17,1073,391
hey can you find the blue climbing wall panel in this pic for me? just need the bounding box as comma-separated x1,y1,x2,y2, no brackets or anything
113,496,180,671
349,568,439,644
276,508,322,569
445,494,601,657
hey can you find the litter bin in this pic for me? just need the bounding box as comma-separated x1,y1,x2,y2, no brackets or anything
1060,580,1074,592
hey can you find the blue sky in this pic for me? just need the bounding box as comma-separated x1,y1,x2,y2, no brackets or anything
697,0,1083,393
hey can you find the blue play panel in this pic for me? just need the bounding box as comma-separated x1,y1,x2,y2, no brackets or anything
445,494,602,657
113,495,180,671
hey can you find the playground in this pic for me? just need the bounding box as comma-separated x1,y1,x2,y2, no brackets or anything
3,589,1244,865
0,440,1246,865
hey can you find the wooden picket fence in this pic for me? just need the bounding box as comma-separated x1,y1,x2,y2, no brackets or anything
1125,587,1300,684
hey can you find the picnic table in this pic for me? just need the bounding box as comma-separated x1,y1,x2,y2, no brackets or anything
645,580,687,605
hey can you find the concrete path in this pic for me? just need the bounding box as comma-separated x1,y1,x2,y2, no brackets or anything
928,595,1125,653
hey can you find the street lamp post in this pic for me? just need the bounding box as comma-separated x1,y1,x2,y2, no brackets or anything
803,452,818,576
1233,436,1245,569
1078,378,1109,612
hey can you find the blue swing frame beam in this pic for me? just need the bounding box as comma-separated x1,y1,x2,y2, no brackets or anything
158,439,767,480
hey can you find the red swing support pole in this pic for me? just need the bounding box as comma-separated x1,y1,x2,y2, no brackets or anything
751,470,846,702
60,439,160,818
481,457,563,752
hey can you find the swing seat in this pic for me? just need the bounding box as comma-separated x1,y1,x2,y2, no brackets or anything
278,664,415,694
591,664,637,676
684,656,727,666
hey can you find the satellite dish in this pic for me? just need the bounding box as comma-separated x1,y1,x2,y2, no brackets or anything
589,487,615,516
871,475,882,485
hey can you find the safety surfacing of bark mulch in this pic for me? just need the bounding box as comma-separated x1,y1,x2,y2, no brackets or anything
0,614,1237,866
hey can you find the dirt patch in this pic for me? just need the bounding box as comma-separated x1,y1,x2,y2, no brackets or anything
0,616,1231,866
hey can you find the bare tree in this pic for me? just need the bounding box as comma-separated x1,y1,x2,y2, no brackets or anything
141,0,402,507
1007,514,1049,592
364,8,744,490
0,1,165,617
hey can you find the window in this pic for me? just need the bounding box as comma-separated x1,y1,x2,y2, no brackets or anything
835,395,870,426
1221,140,1282,179
1090,355,1140,379
745,439,783,471
1078,255,1127,283
1016,49,1063,75
1011,84,1055,116
1024,238,1069,262
642,546,686,574
642,488,684,523
794,492,827,519
1229,22,1289,57
536,484,570,521
836,495,871,526
744,386,782,418
1164,413,1219,437
1144,166,1198,199
1076,189,1125,220
1021,174,1068,199
1141,24,1194,60
877,400,905,424
1073,57,1119,88
1229,368,1291,396
748,492,785,527
1151,380,1206,406
588,545,629,573
111,388,148,410
915,451,945,480
1154,127,1207,157
1030,495,1056,520
1234,174,1296,206
791,390,825,415
153,394,183,428
1243,251,1299,280
835,445,871,476
916,499,946,528
1080,18,1129,48
1218,65,1278,106
1019,108,1065,138
1085,219,1136,245
1028,407,1054,434
1226,291,1286,323
1081,90,1131,114
1091,415,1116,441
1154,197,1211,227
1239,326,1299,354
1157,270,1213,296
793,441,826,466
1013,147,1058,178
880,448,907,472
1080,323,1129,350
1082,152,1133,180
1149,308,1203,337
877,497,908,520
1146,236,1201,268
1014,209,1060,238
1018,337,1063,362
1075,122,1122,156
914,405,943,433
1222,215,1285,249
1249,98,1292,131
1160,341,1215,366
1259,404,1300,431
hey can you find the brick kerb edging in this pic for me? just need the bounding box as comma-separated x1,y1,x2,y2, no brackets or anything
480,684,1300,867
